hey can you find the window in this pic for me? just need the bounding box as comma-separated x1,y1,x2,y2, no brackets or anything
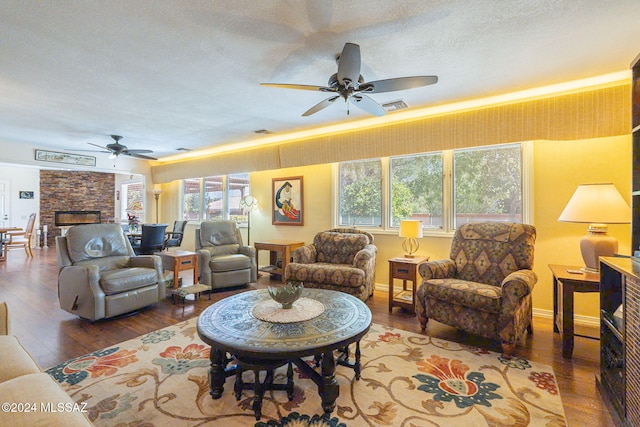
183,178,201,221
204,176,223,220
121,182,143,221
181,173,251,224
390,153,443,228
339,160,382,227
337,143,528,233
454,145,522,227
228,173,250,225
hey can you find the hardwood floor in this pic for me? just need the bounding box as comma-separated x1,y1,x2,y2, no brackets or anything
0,248,614,426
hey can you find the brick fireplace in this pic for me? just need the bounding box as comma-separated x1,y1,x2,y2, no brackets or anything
40,170,115,246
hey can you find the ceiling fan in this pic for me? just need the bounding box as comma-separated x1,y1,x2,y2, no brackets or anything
72,135,157,160
261,42,438,117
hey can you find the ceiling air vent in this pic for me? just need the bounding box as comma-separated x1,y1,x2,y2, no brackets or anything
381,100,408,112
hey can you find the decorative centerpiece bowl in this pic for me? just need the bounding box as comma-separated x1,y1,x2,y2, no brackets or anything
268,281,303,309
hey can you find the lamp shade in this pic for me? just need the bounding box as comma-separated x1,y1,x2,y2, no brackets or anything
558,183,630,224
399,220,424,238
558,183,630,272
239,195,258,212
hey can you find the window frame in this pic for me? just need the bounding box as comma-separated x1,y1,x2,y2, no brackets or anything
333,141,532,236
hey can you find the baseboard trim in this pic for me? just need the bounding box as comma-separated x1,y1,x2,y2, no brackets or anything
533,308,600,339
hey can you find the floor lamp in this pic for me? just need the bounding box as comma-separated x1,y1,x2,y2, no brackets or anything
240,195,258,245
152,186,162,223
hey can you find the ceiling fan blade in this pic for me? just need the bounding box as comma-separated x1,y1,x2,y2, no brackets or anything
360,75,438,94
124,152,158,160
88,142,109,150
124,149,154,154
65,148,109,153
352,94,386,116
337,43,361,87
302,95,340,116
260,83,335,92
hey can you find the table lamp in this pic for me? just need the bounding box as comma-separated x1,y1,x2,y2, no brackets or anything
558,183,630,272
239,195,258,245
399,219,423,258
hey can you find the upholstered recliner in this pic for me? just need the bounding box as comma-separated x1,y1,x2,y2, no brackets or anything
56,224,166,321
284,228,377,301
195,220,257,289
416,222,537,357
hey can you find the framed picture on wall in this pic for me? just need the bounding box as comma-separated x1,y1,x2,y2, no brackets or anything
272,176,303,226
19,191,34,199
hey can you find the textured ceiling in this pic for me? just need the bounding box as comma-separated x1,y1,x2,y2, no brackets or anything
1,0,640,161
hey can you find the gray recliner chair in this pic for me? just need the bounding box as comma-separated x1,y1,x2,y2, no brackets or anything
56,224,166,321
195,220,257,289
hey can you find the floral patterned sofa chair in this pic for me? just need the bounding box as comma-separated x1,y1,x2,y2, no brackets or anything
416,222,537,357
284,228,377,301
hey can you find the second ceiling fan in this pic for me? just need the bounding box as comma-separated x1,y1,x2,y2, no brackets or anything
77,135,157,160
261,42,438,117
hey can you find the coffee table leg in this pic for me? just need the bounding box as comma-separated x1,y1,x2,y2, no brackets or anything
209,349,226,399
354,341,362,380
320,349,339,418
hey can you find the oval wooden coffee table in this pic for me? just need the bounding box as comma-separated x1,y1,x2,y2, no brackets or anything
197,288,372,419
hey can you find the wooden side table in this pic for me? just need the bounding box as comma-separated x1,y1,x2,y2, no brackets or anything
254,240,305,283
154,249,199,289
548,264,600,358
388,256,429,314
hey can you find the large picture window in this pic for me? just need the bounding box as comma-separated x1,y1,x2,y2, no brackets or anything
390,153,443,228
337,143,528,233
181,173,250,223
454,145,522,227
339,160,382,227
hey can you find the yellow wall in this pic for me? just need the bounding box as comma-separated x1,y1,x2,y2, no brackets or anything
161,134,631,321
533,135,631,317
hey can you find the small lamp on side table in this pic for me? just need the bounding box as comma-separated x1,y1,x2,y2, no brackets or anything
399,219,423,258
558,183,630,272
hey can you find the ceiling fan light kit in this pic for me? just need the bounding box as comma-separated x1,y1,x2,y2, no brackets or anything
261,42,438,117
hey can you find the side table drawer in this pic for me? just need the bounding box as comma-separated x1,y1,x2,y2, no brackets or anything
392,262,414,280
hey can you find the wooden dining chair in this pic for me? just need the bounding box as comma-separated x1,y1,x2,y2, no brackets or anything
5,213,36,257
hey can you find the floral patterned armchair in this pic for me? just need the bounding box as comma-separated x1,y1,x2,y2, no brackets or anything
284,228,377,301
416,222,537,357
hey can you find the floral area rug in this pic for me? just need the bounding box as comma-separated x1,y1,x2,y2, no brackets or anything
46,319,566,426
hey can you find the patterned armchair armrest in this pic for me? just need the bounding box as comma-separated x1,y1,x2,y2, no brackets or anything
353,244,376,270
291,244,317,264
418,259,456,280
500,269,538,300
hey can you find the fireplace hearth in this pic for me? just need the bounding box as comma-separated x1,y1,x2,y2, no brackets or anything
54,210,102,226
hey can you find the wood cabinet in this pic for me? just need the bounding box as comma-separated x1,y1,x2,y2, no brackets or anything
598,257,640,426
